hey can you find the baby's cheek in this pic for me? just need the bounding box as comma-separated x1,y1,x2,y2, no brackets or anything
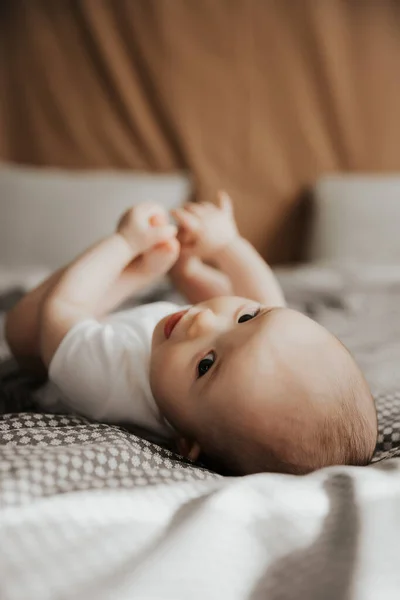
149,349,176,406
151,349,192,427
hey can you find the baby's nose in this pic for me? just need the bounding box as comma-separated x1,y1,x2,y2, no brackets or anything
186,308,217,339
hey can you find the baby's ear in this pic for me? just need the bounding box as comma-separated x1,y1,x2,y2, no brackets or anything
176,438,201,462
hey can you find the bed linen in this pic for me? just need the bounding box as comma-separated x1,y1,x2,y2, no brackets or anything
1,265,400,600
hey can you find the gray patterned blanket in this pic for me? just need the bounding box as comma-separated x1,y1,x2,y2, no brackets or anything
1,265,400,600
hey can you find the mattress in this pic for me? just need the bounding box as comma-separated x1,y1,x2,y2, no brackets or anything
1,265,400,599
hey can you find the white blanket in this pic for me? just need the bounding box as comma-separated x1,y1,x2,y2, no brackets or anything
1,463,399,600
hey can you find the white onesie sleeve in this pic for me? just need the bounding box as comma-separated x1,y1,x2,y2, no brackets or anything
46,302,180,439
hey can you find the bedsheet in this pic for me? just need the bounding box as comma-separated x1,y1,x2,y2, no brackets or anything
1,264,400,600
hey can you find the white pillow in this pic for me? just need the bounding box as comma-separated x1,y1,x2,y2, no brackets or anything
0,164,191,269
307,175,400,265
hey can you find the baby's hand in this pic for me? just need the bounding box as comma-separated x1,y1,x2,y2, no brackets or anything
117,203,180,281
172,191,239,260
117,203,177,255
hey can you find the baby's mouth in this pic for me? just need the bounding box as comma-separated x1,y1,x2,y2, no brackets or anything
164,309,189,339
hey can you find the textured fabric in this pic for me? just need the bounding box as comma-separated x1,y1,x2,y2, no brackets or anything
2,1,400,261
0,430,400,600
0,412,218,507
2,266,400,598
40,302,180,438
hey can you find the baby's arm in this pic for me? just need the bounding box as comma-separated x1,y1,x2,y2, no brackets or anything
40,205,178,367
5,267,68,376
6,204,178,374
6,261,160,376
172,192,285,306
212,235,285,306
169,255,232,304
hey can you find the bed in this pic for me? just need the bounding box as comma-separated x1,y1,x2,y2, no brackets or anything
1,263,400,600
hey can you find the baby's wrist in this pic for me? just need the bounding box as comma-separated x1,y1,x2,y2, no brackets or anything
205,234,242,260
212,235,244,260
114,231,140,258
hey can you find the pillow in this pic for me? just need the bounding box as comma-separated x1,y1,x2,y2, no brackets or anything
0,163,191,269
306,175,400,265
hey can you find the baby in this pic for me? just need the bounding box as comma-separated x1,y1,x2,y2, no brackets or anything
5,192,378,475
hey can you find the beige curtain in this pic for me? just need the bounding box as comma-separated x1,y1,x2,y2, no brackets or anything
1,0,400,261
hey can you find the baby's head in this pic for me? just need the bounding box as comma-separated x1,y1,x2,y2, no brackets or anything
150,297,377,475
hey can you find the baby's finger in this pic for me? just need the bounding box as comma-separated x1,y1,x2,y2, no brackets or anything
153,237,180,254
171,208,200,233
149,224,177,246
176,227,194,246
217,190,234,214
185,202,206,216
138,202,169,224
149,212,168,227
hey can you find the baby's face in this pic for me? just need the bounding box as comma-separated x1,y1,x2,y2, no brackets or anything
150,296,338,446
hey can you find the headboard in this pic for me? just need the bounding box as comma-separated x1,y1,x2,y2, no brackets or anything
0,165,190,269
1,1,400,262
306,176,400,265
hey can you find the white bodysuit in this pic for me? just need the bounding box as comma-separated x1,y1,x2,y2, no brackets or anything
37,302,181,439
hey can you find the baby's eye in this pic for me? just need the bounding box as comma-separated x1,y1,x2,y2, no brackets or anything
238,308,260,323
197,351,215,378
